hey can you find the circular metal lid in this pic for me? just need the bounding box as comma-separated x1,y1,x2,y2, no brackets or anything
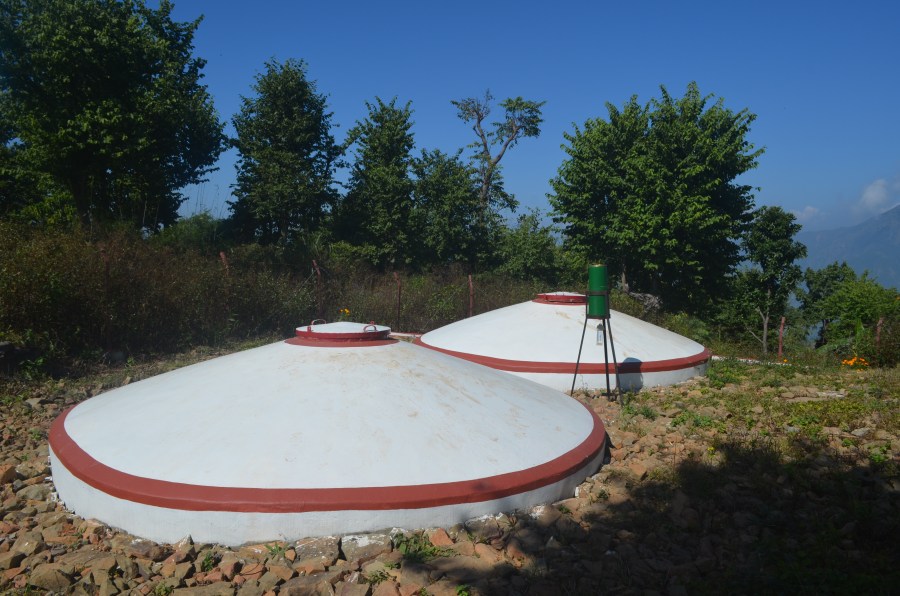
534,291,586,305
291,321,394,346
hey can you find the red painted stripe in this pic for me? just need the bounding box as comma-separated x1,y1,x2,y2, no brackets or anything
49,404,606,513
533,293,586,305
285,337,398,348
413,338,711,374
295,327,392,341
531,298,586,306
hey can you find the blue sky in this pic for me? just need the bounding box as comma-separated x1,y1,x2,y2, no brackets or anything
169,0,900,232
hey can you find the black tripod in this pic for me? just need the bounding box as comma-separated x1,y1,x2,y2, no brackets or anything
571,296,621,400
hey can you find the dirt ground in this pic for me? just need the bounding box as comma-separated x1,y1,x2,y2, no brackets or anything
1,357,898,595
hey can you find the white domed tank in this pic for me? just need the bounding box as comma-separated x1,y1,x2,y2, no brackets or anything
415,292,710,392
49,321,607,545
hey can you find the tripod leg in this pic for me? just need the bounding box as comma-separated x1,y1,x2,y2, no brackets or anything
602,321,612,399
607,319,621,402
571,316,589,395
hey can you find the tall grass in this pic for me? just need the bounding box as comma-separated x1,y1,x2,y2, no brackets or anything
0,224,560,365
4,222,891,371
0,223,314,362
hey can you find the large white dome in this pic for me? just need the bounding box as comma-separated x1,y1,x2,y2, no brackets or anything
50,321,607,545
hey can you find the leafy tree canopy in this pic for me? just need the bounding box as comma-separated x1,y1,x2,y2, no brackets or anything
798,261,857,346
739,205,807,354
230,58,339,245
335,97,416,268
452,91,543,212
744,206,807,301
550,82,763,313
150,211,229,255
820,275,899,342
495,209,559,284
798,271,900,364
0,116,44,216
410,148,481,266
0,0,226,229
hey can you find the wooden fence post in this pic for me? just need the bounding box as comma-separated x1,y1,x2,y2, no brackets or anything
393,272,402,331
777,316,786,360
218,251,230,277
876,317,884,349
312,260,323,319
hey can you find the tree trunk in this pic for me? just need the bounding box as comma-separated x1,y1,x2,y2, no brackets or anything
755,304,770,357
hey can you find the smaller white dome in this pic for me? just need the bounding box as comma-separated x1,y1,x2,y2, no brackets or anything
416,293,709,392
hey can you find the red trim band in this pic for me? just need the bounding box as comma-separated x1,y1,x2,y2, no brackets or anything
50,404,606,513
414,338,711,374
532,298,586,306
533,293,586,305
285,337,398,348
294,327,392,342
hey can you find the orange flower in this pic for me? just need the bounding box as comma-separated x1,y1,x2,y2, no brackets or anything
842,356,869,368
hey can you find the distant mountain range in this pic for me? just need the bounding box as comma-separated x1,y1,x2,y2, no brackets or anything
796,204,900,289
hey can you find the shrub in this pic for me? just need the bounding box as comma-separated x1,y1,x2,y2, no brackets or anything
0,222,315,363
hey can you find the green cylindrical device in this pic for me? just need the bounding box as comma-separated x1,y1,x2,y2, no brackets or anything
587,263,610,319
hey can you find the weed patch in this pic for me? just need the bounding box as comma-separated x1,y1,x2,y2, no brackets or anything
623,400,658,420
672,410,716,429
706,358,742,388
393,533,453,563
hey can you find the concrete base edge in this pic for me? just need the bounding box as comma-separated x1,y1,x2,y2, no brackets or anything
518,363,709,393
49,442,607,546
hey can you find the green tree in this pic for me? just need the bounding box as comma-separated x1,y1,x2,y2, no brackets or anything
230,59,340,244
411,148,498,268
739,206,807,355
550,82,762,313
150,211,229,255
0,0,225,229
0,118,42,216
549,96,649,289
798,261,857,347
335,97,416,268
819,275,899,362
495,210,559,283
451,91,543,214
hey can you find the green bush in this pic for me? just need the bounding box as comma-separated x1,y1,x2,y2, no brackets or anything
20,219,893,373
150,212,230,256
0,222,315,363
0,221,564,365
662,312,711,344
316,268,547,333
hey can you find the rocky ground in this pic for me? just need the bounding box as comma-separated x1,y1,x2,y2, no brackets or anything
1,356,898,595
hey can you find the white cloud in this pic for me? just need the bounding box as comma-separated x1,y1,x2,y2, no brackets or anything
792,205,820,224
859,179,890,212
852,177,900,219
